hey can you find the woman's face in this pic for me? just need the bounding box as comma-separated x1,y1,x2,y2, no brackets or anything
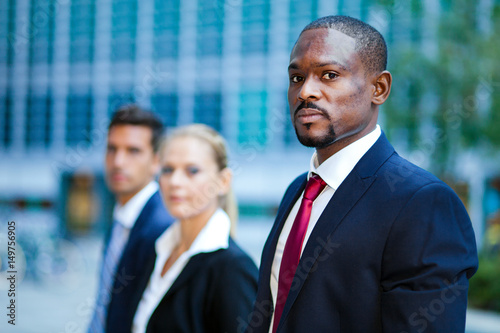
159,136,230,222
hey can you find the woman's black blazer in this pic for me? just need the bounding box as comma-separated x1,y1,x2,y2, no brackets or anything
145,238,258,333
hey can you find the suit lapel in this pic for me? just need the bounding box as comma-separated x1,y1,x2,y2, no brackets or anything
112,192,158,291
162,253,209,298
128,191,159,242
277,133,395,331
277,172,376,330
259,174,308,302
131,248,157,311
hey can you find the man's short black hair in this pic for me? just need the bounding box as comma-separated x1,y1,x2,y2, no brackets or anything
301,15,387,74
108,104,164,152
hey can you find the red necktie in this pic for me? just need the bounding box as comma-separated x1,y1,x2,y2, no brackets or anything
272,174,327,333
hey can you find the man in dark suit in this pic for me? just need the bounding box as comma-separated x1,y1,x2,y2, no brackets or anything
245,16,478,333
88,105,174,333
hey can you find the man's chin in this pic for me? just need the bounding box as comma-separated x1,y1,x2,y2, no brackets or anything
297,135,317,148
296,131,336,149
109,184,130,196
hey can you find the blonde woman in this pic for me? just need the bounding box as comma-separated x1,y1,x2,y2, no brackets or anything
132,124,258,333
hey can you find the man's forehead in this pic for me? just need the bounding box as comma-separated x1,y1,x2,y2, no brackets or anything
108,124,152,134
107,125,153,144
292,28,357,60
325,28,356,55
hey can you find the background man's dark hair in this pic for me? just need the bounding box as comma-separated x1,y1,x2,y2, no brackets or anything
108,104,164,152
302,15,387,74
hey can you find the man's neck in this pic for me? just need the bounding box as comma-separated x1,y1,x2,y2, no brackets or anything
316,124,378,165
116,181,155,207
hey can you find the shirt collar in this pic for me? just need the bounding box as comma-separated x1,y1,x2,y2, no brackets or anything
155,208,230,257
309,125,381,190
113,181,159,229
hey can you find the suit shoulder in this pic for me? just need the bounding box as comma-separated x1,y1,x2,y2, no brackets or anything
379,153,470,226
140,192,174,228
204,239,258,276
381,153,446,191
214,239,256,264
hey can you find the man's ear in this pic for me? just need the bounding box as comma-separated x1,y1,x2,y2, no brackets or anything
372,70,392,105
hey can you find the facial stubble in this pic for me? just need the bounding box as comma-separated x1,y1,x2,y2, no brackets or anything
294,117,337,149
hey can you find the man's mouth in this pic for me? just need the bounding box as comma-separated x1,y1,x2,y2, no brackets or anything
110,173,127,182
295,108,325,124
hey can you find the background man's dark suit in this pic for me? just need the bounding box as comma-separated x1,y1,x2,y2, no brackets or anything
246,133,478,333
105,191,174,332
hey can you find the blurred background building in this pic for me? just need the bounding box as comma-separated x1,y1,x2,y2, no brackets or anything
2,0,499,240
1,0,500,331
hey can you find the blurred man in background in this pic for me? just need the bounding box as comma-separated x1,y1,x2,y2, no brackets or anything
88,105,174,333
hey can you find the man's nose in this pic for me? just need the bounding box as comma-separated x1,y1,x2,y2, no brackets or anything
112,150,127,167
298,77,321,101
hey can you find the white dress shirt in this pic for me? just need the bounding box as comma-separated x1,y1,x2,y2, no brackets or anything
113,181,159,231
107,180,159,268
132,208,231,333
269,125,381,331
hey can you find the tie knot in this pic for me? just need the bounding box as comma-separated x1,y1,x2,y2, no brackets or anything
303,174,326,201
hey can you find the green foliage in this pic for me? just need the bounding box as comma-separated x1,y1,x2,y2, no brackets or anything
468,254,500,312
381,1,500,174
374,0,396,8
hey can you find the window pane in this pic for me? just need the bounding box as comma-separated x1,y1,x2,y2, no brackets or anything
241,0,270,54
111,0,137,61
29,0,56,64
197,1,223,56
66,95,93,146
194,93,221,131
238,90,267,146
70,0,96,63
153,0,180,59
151,93,178,127
25,95,52,147
1,96,13,148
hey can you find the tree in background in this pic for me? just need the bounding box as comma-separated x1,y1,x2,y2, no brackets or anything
378,0,500,176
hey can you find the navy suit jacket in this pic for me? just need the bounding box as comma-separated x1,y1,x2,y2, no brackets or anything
142,238,259,333
105,191,174,333
245,133,478,333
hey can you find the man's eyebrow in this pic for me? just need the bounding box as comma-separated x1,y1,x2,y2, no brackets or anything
315,61,349,71
288,60,350,72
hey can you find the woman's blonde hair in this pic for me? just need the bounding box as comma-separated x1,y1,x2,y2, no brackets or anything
159,124,239,237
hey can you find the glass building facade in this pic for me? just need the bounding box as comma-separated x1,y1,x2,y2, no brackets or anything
0,0,496,237
1,0,396,156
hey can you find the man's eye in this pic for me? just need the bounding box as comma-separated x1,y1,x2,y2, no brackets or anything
161,167,173,175
129,148,140,154
290,75,303,83
187,167,199,175
322,72,338,80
